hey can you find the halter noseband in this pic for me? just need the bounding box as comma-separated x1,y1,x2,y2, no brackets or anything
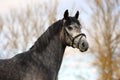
64,28,86,48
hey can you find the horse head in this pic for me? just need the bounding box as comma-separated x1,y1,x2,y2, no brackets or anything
62,10,89,52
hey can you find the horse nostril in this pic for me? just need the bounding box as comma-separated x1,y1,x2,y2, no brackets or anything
82,42,85,47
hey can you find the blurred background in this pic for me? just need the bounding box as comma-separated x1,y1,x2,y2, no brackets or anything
0,0,120,80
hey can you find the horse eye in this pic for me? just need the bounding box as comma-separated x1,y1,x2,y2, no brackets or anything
68,26,73,30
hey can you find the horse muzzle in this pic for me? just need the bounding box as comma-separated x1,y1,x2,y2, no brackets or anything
72,33,89,52
78,36,89,52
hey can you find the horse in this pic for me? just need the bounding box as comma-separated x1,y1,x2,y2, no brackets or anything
0,10,89,80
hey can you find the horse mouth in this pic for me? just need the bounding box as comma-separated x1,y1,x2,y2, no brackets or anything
79,47,88,52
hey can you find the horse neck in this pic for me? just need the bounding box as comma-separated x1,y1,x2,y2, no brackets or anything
30,20,66,72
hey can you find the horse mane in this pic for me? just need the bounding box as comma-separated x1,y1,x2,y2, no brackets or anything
30,20,63,52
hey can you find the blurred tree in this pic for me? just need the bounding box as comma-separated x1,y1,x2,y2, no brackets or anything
85,0,120,80
0,0,58,58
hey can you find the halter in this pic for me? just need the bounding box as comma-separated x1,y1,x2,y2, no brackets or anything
64,28,86,48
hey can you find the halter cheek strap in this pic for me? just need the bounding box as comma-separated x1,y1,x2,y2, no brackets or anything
62,19,86,47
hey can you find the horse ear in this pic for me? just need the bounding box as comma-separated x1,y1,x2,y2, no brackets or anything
64,10,69,20
75,11,79,19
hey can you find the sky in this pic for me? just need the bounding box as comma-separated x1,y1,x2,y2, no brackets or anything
0,0,48,15
0,0,91,22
